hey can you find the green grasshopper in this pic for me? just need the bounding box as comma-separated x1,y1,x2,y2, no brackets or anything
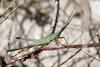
8,8,75,51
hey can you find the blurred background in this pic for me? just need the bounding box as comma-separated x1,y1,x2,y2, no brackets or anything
0,0,100,67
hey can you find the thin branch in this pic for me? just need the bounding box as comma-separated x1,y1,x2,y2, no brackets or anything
7,42,100,52
5,42,100,65
0,0,24,24
58,49,81,66
51,0,60,34
40,43,100,51
0,0,16,18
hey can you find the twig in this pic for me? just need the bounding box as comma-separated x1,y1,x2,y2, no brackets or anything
51,0,60,34
0,0,24,24
58,49,81,66
7,42,100,52
0,0,16,18
40,43,100,51
5,42,100,65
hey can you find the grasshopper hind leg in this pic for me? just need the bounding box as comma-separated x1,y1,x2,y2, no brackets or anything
55,37,68,47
